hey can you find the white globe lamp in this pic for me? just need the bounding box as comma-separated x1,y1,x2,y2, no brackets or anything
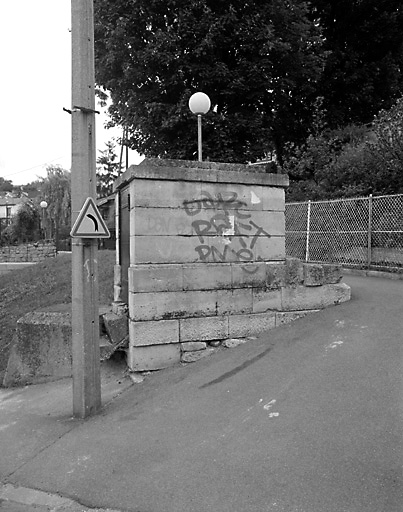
189,92,211,161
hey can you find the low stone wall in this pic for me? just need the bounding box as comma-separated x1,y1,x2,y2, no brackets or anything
128,258,350,370
0,241,56,262
2,306,128,387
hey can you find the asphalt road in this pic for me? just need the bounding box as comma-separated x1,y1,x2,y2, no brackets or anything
3,275,403,512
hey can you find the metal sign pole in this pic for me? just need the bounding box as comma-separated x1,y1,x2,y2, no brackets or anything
71,0,101,418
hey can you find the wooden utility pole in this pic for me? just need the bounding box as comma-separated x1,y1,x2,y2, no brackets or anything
71,0,101,418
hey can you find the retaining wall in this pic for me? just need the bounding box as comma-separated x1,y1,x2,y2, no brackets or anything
0,241,56,262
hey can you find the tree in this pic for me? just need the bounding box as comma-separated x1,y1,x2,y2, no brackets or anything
0,177,13,193
365,96,403,194
283,124,366,200
284,96,403,201
310,0,403,128
3,201,41,244
39,166,71,245
94,0,325,164
96,140,123,197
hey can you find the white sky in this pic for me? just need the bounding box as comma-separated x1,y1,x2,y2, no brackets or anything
0,0,142,186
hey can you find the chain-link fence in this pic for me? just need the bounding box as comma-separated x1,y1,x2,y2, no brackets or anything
285,194,403,269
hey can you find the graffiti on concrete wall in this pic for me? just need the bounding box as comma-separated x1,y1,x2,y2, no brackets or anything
183,191,271,270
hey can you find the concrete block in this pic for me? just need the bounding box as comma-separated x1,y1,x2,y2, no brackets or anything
181,347,216,363
322,264,343,284
130,289,219,321
134,234,285,265
231,261,284,289
130,288,254,321
276,310,320,326
134,235,201,264
129,319,179,346
246,211,285,236
180,316,228,342
231,262,269,288
133,179,203,208
102,312,128,345
129,264,184,292
126,159,289,187
131,164,218,187
284,257,304,286
127,343,181,371
261,187,285,211
201,235,285,264
252,289,282,313
281,283,351,311
135,207,193,236
265,262,285,289
180,341,207,352
198,183,263,211
3,311,72,387
303,263,325,286
216,170,289,187
182,263,232,290
229,312,276,338
217,289,253,315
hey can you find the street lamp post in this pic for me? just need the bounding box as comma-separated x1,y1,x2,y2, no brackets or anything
40,200,48,240
189,92,211,162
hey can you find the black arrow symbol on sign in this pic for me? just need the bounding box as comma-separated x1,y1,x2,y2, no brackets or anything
87,214,98,231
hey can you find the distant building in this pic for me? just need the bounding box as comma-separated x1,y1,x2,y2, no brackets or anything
0,196,24,227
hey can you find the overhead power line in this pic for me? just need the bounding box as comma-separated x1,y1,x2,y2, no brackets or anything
1,156,68,178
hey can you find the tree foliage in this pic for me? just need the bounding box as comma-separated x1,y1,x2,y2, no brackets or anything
2,201,41,244
39,166,71,242
94,0,403,198
0,177,13,192
368,96,403,190
284,96,403,201
96,140,123,197
311,0,403,128
94,0,325,163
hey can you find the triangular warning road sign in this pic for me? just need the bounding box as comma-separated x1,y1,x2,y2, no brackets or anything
70,197,110,238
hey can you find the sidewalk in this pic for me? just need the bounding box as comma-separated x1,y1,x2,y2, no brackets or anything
1,275,402,512
0,357,132,511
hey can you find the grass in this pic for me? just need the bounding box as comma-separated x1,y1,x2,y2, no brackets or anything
0,250,116,382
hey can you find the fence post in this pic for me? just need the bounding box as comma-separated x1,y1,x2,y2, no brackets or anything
367,194,373,268
305,200,311,262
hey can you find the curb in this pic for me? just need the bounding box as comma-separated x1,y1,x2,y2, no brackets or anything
342,267,403,280
0,484,122,512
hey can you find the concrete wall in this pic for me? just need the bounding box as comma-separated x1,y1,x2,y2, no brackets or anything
3,306,129,387
114,159,350,371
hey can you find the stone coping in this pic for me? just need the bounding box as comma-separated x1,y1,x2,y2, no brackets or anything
114,158,289,191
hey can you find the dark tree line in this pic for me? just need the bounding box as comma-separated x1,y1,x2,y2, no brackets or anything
311,0,403,128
